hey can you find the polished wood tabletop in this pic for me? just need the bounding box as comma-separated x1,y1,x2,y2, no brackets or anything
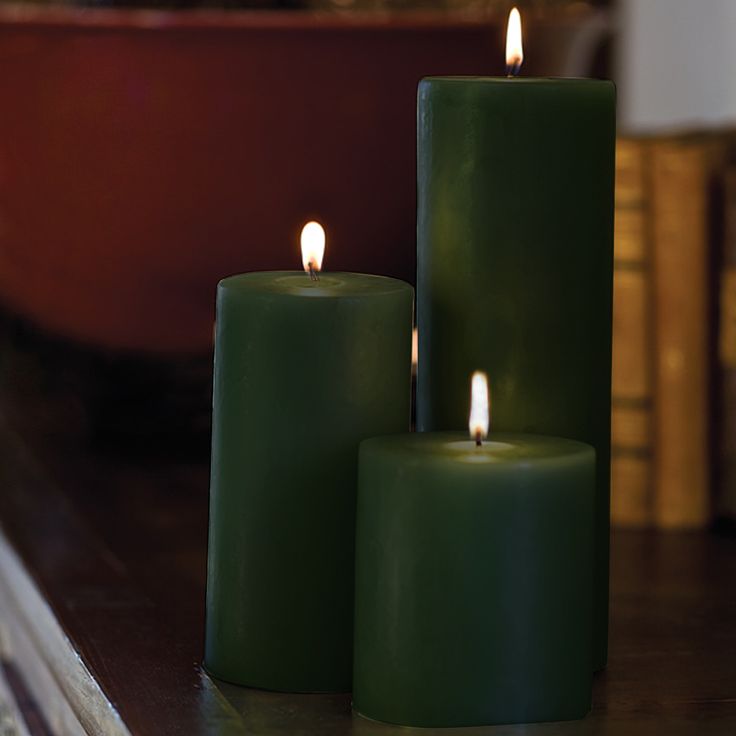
0,412,734,735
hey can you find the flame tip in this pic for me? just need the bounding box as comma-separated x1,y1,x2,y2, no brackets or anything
505,5,523,74
300,220,326,273
469,371,490,442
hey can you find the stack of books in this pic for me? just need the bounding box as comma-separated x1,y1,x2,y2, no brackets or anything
611,134,736,529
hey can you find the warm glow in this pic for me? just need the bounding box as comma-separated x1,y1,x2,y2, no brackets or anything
301,221,325,274
505,7,523,75
469,371,490,443
411,328,419,372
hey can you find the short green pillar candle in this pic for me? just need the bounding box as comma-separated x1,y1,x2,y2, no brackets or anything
205,230,413,692
353,431,596,727
416,76,615,670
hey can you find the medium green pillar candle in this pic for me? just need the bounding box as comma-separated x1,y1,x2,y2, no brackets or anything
353,431,596,727
416,77,615,670
205,266,413,692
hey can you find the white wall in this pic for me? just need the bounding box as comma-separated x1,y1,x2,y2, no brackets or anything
617,0,736,133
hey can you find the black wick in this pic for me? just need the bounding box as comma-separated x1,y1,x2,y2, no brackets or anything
506,61,521,78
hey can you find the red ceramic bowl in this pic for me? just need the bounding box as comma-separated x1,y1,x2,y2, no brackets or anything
0,8,506,353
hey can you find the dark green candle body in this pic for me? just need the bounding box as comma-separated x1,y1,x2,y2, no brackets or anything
206,271,413,692
416,78,615,670
353,432,596,727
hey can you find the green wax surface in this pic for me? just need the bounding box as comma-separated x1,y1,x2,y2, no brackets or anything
416,77,615,670
206,270,413,693
353,431,595,728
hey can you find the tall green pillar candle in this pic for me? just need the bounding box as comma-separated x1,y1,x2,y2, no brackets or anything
416,77,615,670
353,431,596,727
205,233,413,692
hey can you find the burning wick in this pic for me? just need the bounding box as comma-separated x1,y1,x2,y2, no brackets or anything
506,63,522,79
469,371,490,447
505,7,523,78
301,221,326,282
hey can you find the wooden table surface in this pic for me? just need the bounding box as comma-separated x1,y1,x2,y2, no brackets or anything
0,415,734,736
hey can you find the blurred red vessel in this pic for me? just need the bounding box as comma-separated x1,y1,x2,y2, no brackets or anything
0,8,506,353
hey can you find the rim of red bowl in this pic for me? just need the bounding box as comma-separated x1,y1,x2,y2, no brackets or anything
0,4,502,32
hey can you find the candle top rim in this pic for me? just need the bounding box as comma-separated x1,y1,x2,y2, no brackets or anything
218,271,412,298
421,76,613,87
361,431,594,466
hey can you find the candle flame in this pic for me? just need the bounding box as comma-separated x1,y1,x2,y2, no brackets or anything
505,7,523,76
469,371,490,444
411,327,418,374
301,221,325,274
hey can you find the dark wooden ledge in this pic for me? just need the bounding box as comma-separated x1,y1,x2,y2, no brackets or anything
0,411,734,735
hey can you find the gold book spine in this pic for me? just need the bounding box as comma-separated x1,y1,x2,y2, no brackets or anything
611,139,653,528
651,141,710,529
719,168,736,518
